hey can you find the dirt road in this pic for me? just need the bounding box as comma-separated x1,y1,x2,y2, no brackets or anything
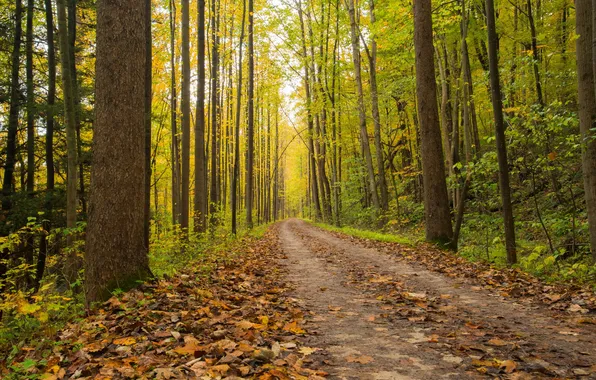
279,219,596,379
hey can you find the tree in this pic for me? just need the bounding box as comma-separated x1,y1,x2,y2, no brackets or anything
485,0,517,264
44,0,56,192
144,0,152,249
576,1,596,262
1,0,23,211
210,0,220,226
231,0,246,235
194,0,207,233
85,0,151,302
56,0,78,250
26,0,34,193
180,0,191,231
246,0,255,228
347,0,379,211
413,0,453,245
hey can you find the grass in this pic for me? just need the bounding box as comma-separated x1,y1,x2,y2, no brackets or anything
311,221,414,245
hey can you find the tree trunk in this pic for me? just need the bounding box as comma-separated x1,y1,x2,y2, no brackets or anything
246,0,255,228
210,0,220,227
169,0,180,226
194,0,207,233
368,0,388,214
485,0,517,264
26,0,35,193
180,0,190,231
231,0,246,234
57,0,78,251
413,0,453,246
576,1,596,262
144,0,152,249
45,0,56,192
1,0,22,211
347,0,379,211
86,0,151,303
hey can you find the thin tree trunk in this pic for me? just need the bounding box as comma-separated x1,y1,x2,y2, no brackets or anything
1,0,23,211
26,0,34,193
210,0,220,227
180,0,190,231
246,0,255,228
169,0,180,226
194,0,207,233
231,0,246,234
144,0,152,248
347,0,380,211
486,0,517,264
45,0,56,192
368,0,388,214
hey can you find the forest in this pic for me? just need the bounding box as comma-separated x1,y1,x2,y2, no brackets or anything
1,0,596,377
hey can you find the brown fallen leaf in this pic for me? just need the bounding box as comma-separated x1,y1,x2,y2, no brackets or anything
488,338,508,346
501,359,517,373
346,355,374,364
113,337,136,346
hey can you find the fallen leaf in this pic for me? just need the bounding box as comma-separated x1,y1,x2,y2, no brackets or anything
346,355,374,364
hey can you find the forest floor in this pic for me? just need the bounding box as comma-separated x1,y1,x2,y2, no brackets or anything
16,219,596,379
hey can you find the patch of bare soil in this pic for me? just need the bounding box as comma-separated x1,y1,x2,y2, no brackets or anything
279,219,596,379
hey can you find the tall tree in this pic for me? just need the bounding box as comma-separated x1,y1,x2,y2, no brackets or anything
1,0,23,211
210,0,220,226
576,0,596,261
194,0,207,233
169,0,180,225
347,0,379,211
85,0,151,303
56,0,78,248
45,0,56,191
367,0,388,213
485,0,517,264
144,0,152,248
413,0,453,245
26,0,35,192
180,0,191,230
231,0,246,235
246,0,254,228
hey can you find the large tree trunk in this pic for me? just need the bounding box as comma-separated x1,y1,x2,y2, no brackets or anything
576,1,596,262
485,0,517,264
86,0,151,303
231,0,246,234
413,0,453,245
194,0,207,233
246,0,255,228
347,0,379,211
1,0,22,211
180,0,190,231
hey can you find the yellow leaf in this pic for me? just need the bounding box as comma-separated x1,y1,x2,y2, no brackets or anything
113,337,137,346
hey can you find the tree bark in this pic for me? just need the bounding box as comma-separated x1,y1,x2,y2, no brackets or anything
180,0,190,231
45,0,56,192
485,0,517,264
413,0,453,245
86,0,151,303
1,0,23,211
576,0,596,262
347,0,379,211
194,0,207,233
169,0,180,226
144,0,152,249
231,0,246,234
26,0,35,193
246,0,255,228
210,0,220,227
